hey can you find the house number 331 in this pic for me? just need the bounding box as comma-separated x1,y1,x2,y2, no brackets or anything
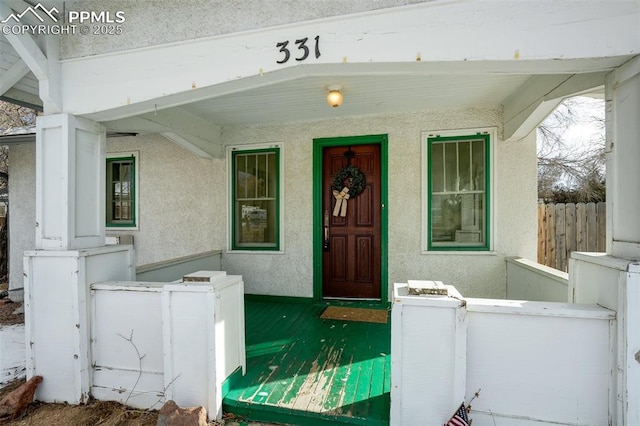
276,36,321,64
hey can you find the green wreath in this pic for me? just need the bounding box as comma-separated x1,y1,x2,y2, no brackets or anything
332,165,366,197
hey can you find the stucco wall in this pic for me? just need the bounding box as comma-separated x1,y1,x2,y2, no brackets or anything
8,134,224,293
8,108,536,300
221,108,537,299
61,0,427,59
8,144,35,295
105,134,222,265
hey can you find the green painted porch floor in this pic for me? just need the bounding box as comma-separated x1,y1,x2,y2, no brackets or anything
223,300,391,426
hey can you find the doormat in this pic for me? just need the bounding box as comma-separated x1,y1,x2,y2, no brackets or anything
320,306,388,324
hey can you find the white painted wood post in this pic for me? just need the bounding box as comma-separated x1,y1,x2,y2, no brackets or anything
606,56,640,260
390,283,467,425
161,284,218,418
23,246,134,404
24,114,119,404
623,263,640,425
161,272,245,421
605,56,640,425
35,114,105,250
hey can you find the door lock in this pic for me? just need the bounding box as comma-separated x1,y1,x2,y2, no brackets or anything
323,209,330,251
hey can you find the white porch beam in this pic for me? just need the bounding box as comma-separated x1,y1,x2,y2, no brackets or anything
139,107,221,147
0,59,29,96
39,35,62,114
503,72,607,141
61,0,638,120
103,116,171,133
1,87,44,110
160,132,220,159
0,2,62,112
103,110,223,159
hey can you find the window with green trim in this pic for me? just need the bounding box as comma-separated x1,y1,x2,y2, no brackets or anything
106,156,136,228
231,148,280,250
427,133,490,250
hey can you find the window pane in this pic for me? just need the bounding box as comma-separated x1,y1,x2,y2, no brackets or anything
232,149,279,249
444,143,457,192
431,143,444,192
431,193,484,246
112,163,120,180
431,194,461,243
267,153,277,198
428,135,488,249
235,200,277,246
236,154,258,198
458,141,471,191
472,139,485,190
107,158,135,226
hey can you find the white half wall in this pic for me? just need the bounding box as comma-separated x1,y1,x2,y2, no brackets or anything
506,257,569,302
391,283,616,426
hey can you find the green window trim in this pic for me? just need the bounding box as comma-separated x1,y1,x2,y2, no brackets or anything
106,155,137,228
230,147,281,251
426,133,491,251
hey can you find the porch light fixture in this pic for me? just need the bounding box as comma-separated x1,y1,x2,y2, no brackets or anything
326,85,343,108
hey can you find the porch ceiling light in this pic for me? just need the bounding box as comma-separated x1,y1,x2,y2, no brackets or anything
326,85,343,108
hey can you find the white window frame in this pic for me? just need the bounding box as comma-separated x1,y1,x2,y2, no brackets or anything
106,151,139,231
421,128,496,254
226,143,285,254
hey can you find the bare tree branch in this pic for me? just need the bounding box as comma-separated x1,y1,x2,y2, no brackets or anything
537,96,605,203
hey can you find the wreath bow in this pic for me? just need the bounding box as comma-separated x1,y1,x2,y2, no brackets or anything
332,187,350,217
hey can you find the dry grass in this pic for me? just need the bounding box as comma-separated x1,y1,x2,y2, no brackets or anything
0,380,158,425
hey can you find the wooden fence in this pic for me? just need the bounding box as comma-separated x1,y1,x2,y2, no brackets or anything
538,202,606,272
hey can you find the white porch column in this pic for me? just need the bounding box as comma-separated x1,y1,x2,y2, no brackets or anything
606,56,640,260
604,55,640,425
24,114,135,404
35,114,105,250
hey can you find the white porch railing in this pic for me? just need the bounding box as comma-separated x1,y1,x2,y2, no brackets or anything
391,282,615,426
90,271,245,421
506,256,569,302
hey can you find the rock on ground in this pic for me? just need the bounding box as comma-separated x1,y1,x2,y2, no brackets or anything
157,400,208,426
0,375,43,421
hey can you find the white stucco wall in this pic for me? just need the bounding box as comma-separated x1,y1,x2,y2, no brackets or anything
8,108,536,300
8,144,35,295
8,134,224,293
221,108,537,299
105,134,222,265
60,0,426,59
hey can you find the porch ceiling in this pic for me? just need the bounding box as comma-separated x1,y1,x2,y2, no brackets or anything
133,55,630,130
179,73,531,127
0,37,42,109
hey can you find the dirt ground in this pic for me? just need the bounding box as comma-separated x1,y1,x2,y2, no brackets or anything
0,379,251,426
0,300,23,326
0,379,158,425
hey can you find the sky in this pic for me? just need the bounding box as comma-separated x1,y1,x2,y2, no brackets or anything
538,95,605,155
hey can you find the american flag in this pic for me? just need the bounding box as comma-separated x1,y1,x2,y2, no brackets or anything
445,402,470,426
